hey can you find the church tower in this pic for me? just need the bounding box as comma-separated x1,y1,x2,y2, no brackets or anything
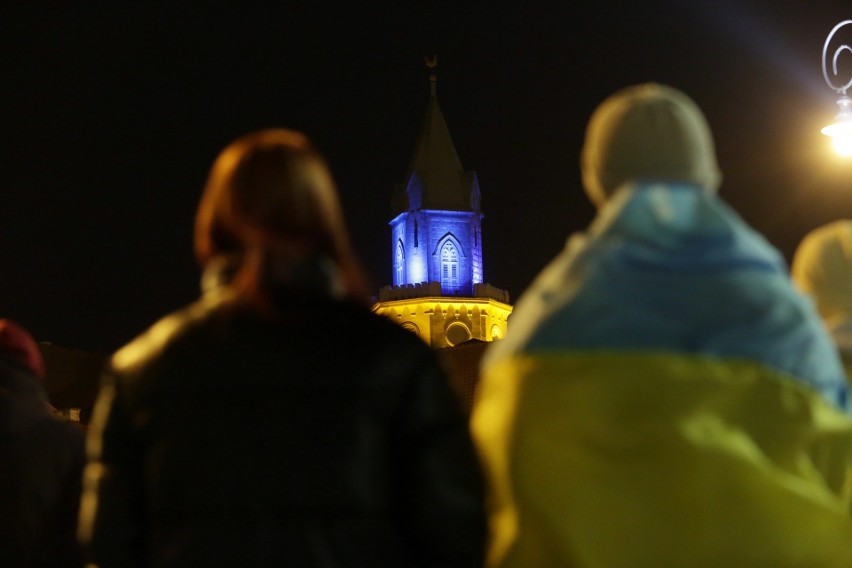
373,58,512,349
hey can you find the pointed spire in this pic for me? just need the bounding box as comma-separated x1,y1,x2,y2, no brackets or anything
426,54,438,97
401,55,471,211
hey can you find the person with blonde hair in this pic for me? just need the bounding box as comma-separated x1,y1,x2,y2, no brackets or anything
472,84,852,567
80,129,485,567
793,219,852,376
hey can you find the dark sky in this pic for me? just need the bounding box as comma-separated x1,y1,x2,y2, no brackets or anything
5,1,852,354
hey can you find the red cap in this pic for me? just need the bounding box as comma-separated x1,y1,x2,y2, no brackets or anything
0,319,45,378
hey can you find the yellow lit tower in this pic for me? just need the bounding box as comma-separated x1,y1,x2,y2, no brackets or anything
372,58,513,349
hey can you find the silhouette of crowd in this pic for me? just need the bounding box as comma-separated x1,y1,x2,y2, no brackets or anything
4,84,852,567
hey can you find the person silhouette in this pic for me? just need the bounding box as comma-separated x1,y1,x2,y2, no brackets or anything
472,84,852,567
80,129,485,567
0,318,84,567
793,219,852,377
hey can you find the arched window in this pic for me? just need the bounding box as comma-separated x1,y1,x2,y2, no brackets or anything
396,240,405,285
440,240,459,293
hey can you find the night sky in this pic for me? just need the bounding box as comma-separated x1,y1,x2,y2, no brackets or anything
5,2,852,354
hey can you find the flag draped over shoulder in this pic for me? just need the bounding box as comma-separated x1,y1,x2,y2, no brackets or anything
472,183,852,567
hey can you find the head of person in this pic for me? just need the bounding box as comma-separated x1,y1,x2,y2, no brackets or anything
195,129,368,309
792,220,852,322
0,319,44,378
580,83,722,208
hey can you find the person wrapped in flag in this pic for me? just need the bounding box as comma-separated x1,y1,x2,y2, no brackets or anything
472,83,852,567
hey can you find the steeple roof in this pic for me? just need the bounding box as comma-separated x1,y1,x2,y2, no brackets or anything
395,61,476,214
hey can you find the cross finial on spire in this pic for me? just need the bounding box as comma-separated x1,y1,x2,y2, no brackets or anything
425,54,438,96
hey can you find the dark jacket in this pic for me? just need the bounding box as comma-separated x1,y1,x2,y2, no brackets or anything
81,291,486,567
0,356,85,567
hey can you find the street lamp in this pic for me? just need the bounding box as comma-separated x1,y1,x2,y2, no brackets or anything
822,20,852,156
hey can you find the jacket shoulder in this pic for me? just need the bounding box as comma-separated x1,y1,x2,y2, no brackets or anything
109,295,227,376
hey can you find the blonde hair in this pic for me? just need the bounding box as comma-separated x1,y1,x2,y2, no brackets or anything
792,220,852,321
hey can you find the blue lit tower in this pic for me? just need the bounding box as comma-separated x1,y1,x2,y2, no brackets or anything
373,58,512,348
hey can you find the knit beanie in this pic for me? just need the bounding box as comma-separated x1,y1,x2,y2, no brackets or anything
792,220,852,321
581,83,722,208
0,319,45,378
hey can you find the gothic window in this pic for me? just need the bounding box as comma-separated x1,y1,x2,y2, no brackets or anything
440,241,459,292
396,241,405,285
414,220,419,248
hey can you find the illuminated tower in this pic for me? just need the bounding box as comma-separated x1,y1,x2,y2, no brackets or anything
373,58,512,349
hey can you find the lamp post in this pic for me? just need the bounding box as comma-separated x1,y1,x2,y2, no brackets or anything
822,20,852,156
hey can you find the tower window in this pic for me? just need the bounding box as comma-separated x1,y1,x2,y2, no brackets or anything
440,241,459,292
396,241,405,285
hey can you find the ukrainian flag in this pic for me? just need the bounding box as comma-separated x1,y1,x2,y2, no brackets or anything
472,184,852,567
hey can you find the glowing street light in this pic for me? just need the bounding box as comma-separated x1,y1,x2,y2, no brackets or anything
822,20,852,156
